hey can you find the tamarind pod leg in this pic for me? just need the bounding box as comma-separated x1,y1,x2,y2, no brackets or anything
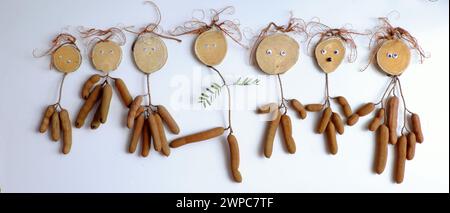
326,122,338,155
129,113,144,154
170,127,225,148
114,78,133,108
317,107,332,134
141,121,151,157
375,125,389,174
331,112,345,135
50,111,61,141
39,105,55,133
81,74,102,99
148,111,162,151
388,97,399,145
406,132,417,161
127,96,143,129
99,83,112,124
156,105,180,134
227,134,242,183
59,109,72,154
155,113,170,156
411,114,424,143
395,135,407,184
75,84,102,128
263,110,282,158
90,105,102,130
280,115,296,154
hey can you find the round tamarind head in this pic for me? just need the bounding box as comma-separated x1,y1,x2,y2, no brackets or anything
132,33,168,74
315,38,346,73
256,33,299,75
194,29,227,66
376,39,411,76
51,44,81,73
91,40,122,72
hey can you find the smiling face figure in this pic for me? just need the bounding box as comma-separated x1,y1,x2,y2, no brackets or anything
194,29,227,66
91,40,122,72
314,38,346,73
376,39,411,76
133,34,168,74
256,34,299,75
51,45,81,73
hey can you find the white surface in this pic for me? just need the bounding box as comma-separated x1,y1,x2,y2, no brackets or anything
0,0,448,193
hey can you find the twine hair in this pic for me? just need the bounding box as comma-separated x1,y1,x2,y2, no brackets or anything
33,33,78,69
77,26,127,56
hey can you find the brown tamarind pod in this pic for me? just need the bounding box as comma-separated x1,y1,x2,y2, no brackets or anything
280,114,296,154
99,83,113,123
375,125,389,174
170,127,225,148
129,113,144,153
305,104,324,112
90,105,102,130
326,122,338,155
388,97,399,145
317,107,332,134
406,132,417,161
141,122,151,157
331,112,344,135
148,111,162,151
59,109,72,154
81,74,102,99
356,103,375,117
335,96,352,117
395,135,407,184
39,105,55,133
75,84,102,128
50,111,61,142
369,109,385,131
156,105,180,134
257,103,277,114
127,96,143,129
263,110,282,158
290,99,307,119
411,113,424,143
347,114,359,126
155,113,170,156
135,106,145,119
114,78,133,108
227,134,242,183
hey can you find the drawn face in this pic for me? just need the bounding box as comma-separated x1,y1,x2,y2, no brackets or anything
52,45,81,73
194,29,227,66
133,34,168,74
256,34,299,75
376,39,411,76
91,40,122,72
315,38,346,73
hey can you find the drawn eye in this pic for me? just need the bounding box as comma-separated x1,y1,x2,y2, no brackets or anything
392,53,399,59
109,50,114,54
204,44,209,48
143,48,148,52
280,50,287,56
212,43,217,48
58,55,63,59
321,49,327,55
334,50,339,55
266,49,272,55
66,59,72,63
387,53,393,58
151,47,156,51
99,50,105,54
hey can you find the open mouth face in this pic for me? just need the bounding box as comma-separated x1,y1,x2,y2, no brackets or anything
133,34,168,74
52,44,81,73
91,40,122,72
376,39,411,76
194,29,228,66
256,34,299,75
314,38,345,73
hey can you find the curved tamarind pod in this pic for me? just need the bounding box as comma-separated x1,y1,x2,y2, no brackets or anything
227,134,242,183
388,97,399,145
39,105,55,133
59,109,72,154
411,113,424,143
90,105,102,130
99,83,113,123
129,113,144,153
395,135,407,184
114,78,133,108
264,110,282,158
148,111,161,151
290,99,307,119
305,104,324,112
135,106,145,118
369,109,386,131
75,84,102,128
141,122,151,157
317,107,332,134
331,112,344,135
81,74,102,99
326,122,338,155
356,103,375,117
335,96,352,117
156,105,180,135
280,114,296,154
155,113,170,156
347,114,359,126
170,127,225,148
50,111,61,142
406,132,417,161
257,103,277,114
127,96,143,129
375,125,389,174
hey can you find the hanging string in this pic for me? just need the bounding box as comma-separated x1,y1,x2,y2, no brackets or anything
322,73,332,108
145,73,155,108
33,33,78,69
53,73,68,110
207,66,233,134
277,74,288,114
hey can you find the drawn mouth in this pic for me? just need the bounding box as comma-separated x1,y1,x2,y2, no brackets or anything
326,57,333,62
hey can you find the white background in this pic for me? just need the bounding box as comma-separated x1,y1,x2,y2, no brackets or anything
0,0,448,193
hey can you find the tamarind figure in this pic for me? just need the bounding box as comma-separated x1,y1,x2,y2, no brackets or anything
34,33,79,154
250,16,307,158
356,17,428,183
74,27,132,130
169,7,252,183
125,1,181,157
305,22,366,155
